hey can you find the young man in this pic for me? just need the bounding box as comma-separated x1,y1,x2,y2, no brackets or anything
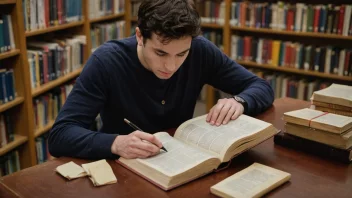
48,0,274,160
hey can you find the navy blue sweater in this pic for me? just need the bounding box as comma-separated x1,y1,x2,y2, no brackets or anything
48,36,274,160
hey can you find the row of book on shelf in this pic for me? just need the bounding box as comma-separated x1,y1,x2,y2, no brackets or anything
88,0,125,19
195,0,225,25
23,0,83,32
0,68,17,105
33,81,74,130
27,35,86,89
275,83,352,163
0,14,15,54
0,112,14,148
0,150,20,177
91,21,125,52
231,35,352,76
230,2,352,36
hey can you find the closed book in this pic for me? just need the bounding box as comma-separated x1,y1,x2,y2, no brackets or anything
274,132,351,163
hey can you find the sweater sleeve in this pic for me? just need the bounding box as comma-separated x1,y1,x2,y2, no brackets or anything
48,54,118,160
202,38,274,116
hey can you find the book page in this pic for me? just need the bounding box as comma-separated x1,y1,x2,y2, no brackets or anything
210,163,291,198
314,84,352,101
135,132,218,176
313,84,352,107
284,108,326,121
313,113,352,128
174,115,271,158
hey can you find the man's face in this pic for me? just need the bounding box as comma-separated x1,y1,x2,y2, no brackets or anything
136,29,192,79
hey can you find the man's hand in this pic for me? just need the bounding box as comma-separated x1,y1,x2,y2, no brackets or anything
206,98,244,126
111,131,163,159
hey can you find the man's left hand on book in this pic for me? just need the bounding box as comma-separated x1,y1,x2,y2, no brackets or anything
206,98,244,126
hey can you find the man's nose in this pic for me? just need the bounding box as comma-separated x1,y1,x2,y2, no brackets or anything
164,57,176,72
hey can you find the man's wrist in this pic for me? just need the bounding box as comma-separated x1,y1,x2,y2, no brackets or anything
233,95,248,113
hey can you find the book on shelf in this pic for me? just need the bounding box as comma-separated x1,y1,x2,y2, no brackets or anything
283,108,352,134
285,123,352,149
117,114,278,190
0,69,17,105
23,0,83,32
230,2,352,36
210,163,291,198
312,83,352,108
0,150,21,176
231,35,352,76
274,132,352,163
0,14,15,53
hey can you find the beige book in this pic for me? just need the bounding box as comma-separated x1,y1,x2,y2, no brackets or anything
283,108,352,134
117,114,278,190
56,161,87,180
312,100,352,112
285,123,352,149
82,159,117,186
315,106,352,117
312,83,352,108
210,163,291,198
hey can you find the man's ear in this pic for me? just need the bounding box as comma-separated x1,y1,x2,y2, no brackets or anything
135,27,144,46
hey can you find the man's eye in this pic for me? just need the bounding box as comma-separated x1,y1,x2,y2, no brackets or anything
177,53,186,57
156,53,166,56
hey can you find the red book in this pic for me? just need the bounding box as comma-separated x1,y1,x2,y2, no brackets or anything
338,5,346,35
287,9,294,31
313,6,321,32
243,37,251,61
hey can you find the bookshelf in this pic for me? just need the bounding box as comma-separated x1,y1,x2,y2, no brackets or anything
188,0,352,111
0,0,131,174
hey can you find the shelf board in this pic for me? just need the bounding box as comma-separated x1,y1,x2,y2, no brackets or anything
231,26,352,40
90,13,125,23
0,49,20,60
0,135,28,156
32,68,83,97
0,97,24,113
25,21,85,37
34,120,55,138
236,60,352,81
0,0,16,4
201,23,223,29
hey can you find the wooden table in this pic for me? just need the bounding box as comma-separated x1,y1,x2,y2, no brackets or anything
0,98,351,198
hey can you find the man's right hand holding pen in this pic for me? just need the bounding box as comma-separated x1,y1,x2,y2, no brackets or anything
110,131,164,159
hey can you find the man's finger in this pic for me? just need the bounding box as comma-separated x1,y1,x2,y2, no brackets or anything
223,105,236,124
134,131,163,148
231,106,243,120
215,104,231,126
130,147,153,159
210,102,225,125
206,107,214,122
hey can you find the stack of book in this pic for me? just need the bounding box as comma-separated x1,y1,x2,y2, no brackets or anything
275,108,352,163
311,83,352,117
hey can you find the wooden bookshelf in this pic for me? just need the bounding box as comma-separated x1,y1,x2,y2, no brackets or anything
32,68,83,97
131,17,137,22
236,60,352,81
0,0,132,170
0,97,24,113
0,0,16,4
34,120,55,138
89,12,125,23
0,49,20,60
202,23,223,29
231,26,352,41
25,21,85,37
0,135,28,156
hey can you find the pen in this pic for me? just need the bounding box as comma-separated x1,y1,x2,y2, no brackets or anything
124,118,168,152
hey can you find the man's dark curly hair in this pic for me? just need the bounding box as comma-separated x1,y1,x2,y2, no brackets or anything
138,0,201,44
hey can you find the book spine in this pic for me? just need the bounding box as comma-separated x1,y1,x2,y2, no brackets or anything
274,132,351,163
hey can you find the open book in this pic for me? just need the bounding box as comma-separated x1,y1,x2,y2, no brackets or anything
117,114,278,190
210,163,291,198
